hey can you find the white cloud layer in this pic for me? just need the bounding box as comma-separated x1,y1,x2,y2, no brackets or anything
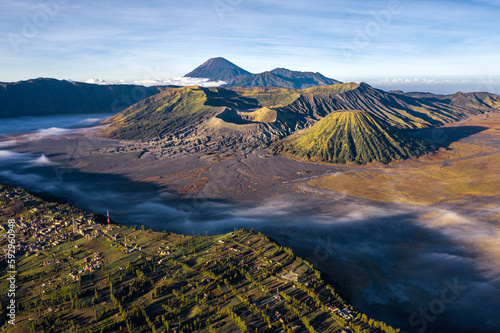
24,127,72,141
83,77,226,88
0,140,19,148
28,154,58,166
367,77,500,94
0,150,24,159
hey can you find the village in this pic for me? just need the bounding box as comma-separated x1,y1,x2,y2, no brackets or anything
0,185,398,333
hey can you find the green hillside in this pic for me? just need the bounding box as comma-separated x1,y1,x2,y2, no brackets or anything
103,83,500,144
272,111,433,164
0,184,399,333
280,83,466,129
104,86,260,140
227,86,301,108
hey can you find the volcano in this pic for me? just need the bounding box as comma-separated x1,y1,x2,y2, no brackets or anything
184,57,252,81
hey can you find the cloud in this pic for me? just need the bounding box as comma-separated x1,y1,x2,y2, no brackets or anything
0,140,19,148
0,170,84,197
0,150,25,159
367,77,500,94
2,0,500,83
22,127,72,141
0,150,58,168
133,77,226,87
1,110,499,333
1,159,499,332
79,117,112,125
223,199,294,218
84,78,108,84
81,77,226,88
28,154,58,166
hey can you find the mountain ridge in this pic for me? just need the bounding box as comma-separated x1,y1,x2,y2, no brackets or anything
0,78,167,118
184,57,252,81
224,68,342,89
102,82,500,164
184,57,343,89
272,110,434,164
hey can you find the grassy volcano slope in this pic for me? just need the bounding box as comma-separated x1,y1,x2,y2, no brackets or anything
104,86,260,140
232,83,472,132
227,86,301,108
281,83,469,129
273,111,434,164
103,82,500,142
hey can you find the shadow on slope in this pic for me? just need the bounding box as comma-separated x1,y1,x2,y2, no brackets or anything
408,126,488,147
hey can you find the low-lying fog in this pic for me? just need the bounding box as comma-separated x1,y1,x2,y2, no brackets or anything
1,114,499,333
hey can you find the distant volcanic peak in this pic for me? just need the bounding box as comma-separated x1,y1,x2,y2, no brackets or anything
184,57,252,81
202,57,241,68
273,110,432,164
225,69,342,89
184,58,342,88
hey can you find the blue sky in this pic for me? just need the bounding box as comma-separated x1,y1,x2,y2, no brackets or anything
1,0,500,93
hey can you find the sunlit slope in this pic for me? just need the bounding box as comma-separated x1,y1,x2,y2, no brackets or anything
227,86,301,108
281,83,469,129
273,111,433,164
103,83,500,142
104,86,260,139
308,114,500,204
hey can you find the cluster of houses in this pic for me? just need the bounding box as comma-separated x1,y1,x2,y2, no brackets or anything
328,305,354,320
40,259,64,266
69,252,103,280
85,251,103,271
2,210,103,259
2,188,33,201
281,272,300,282
159,245,173,256
0,189,110,278
228,246,242,253
0,188,34,220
